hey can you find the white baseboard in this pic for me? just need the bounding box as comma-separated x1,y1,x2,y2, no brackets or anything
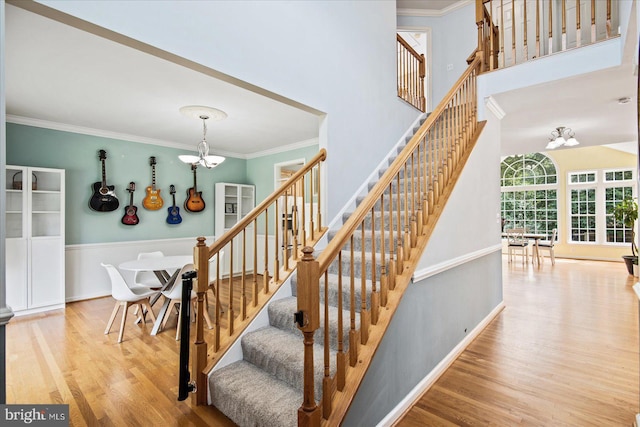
376,300,506,427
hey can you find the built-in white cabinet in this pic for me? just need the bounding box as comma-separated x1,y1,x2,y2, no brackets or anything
215,182,255,275
5,166,65,315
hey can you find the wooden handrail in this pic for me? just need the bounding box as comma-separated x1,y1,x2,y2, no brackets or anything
207,148,327,257
297,56,482,425
191,148,328,405
396,34,421,59
318,56,480,272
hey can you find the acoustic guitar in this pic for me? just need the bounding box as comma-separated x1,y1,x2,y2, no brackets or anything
166,185,182,224
121,182,139,225
89,149,119,212
142,156,163,210
184,164,205,212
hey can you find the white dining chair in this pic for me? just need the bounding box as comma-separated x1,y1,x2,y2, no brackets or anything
134,251,165,288
506,228,529,265
102,263,159,343
160,263,213,340
537,228,557,265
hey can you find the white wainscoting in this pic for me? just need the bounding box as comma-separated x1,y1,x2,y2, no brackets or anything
65,235,277,303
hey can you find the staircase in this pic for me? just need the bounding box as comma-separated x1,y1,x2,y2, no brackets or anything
204,55,483,425
209,116,430,427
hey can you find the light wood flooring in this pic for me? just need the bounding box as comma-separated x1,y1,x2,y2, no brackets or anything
397,257,639,426
5,259,639,426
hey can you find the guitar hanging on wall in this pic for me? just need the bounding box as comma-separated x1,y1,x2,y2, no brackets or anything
166,185,182,224
184,164,205,213
121,182,139,225
142,156,163,210
89,149,119,212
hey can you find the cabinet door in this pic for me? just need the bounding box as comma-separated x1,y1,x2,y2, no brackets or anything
6,167,26,239
6,238,28,311
30,238,64,308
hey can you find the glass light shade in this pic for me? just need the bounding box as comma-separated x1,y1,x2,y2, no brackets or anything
202,155,225,167
564,136,579,146
546,138,561,150
178,154,201,164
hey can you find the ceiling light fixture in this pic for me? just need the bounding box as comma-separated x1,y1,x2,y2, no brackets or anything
178,105,227,169
545,126,579,150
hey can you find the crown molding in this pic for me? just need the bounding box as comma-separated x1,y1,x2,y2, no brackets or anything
484,96,506,120
245,137,319,159
6,114,243,159
397,0,472,17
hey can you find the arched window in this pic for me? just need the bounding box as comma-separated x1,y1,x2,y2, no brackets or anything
501,153,558,236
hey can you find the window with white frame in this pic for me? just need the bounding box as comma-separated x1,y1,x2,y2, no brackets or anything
568,168,635,244
500,153,558,236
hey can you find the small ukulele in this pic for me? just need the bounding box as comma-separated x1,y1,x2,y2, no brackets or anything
166,185,182,225
121,182,139,225
184,164,205,212
142,156,163,210
89,149,119,212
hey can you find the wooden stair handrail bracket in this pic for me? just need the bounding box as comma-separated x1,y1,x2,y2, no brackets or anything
297,56,483,425
191,149,328,405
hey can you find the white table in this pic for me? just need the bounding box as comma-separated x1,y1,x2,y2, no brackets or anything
119,255,194,335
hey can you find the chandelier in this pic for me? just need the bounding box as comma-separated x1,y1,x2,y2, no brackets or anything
545,126,579,150
178,105,226,169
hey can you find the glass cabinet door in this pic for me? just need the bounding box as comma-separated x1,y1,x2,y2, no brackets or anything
30,169,62,238
5,167,25,239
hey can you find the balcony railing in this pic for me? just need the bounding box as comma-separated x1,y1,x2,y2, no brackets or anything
474,0,618,72
397,34,426,112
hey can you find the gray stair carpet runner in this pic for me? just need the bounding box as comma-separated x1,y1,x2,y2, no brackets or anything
209,118,426,427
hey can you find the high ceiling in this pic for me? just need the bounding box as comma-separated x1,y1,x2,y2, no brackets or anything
5,1,638,159
5,3,321,158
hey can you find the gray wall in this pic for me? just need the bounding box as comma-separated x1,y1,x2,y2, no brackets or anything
343,251,503,426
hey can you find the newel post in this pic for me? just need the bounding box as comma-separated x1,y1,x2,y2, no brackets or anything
192,236,209,405
296,247,321,427
475,0,487,72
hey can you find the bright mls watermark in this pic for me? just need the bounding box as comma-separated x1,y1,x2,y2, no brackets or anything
1,405,69,426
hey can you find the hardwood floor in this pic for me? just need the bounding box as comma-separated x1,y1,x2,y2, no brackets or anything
6,259,639,426
396,257,639,426
5,277,255,426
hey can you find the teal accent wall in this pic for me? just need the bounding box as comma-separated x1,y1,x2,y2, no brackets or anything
7,124,322,245
6,123,246,245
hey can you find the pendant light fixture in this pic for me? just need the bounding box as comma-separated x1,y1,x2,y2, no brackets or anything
178,105,226,168
545,126,580,150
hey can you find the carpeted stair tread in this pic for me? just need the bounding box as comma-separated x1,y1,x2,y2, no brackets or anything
268,296,360,351
241,326,336,399
210,360,299,427
291,273,374,310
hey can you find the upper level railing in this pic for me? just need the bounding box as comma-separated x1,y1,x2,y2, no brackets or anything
297,56,483,425
397,34,426,112
474,0,618,72
189,149,328,404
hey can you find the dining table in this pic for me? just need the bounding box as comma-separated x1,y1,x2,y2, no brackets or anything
502,232,548,265
119,255,194,336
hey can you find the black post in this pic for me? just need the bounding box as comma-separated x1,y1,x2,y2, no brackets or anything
177,269,197,401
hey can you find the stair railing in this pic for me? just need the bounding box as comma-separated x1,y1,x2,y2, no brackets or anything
397,34,426,112
474,0,616,72
190,148,328,405
297,56,483,425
